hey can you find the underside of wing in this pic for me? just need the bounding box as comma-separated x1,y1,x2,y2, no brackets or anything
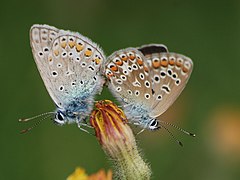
30,24,105,108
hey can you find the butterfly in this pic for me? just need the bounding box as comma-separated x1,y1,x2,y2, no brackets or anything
20,24,105,132
104,44,193,133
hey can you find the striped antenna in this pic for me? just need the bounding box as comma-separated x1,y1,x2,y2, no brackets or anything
19,112,54,134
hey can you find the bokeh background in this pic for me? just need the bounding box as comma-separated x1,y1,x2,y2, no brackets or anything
1,0,240,179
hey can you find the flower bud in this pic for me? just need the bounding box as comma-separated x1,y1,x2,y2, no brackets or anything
90,100,151,180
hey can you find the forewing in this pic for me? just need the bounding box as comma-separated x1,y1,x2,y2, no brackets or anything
138,44,169,55
30,24,105,108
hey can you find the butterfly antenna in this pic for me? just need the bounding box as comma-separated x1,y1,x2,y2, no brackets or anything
19,112,54,122
160,124,184,147
159,120,196,137
20,114,52,134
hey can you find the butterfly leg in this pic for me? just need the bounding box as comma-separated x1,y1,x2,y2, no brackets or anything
80,122,93,129
77,123,94,135
133,121,141,125
76,116,93,129
132,122,146,135
76,118,93,134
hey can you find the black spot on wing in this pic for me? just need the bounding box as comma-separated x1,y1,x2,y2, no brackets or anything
138,45,168,56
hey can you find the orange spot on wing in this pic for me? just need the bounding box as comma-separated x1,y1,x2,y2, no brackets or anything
120,55,128,62
137,59,143,66
85,49,92,57
76,44,83,52
95,58,101,64
61,42,67,49
68,41,75,48
176,61,182,67
152,60,160,68
160,58,168,67
107,72,114,79
129,53,135,60
48,56,53,62
110,66,118,72
182,66,189,73
169,58,175,65
54,50,59,56
115,60,123,66
144,66,149,72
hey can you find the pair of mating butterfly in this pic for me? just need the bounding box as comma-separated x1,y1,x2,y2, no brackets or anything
21,24,194,139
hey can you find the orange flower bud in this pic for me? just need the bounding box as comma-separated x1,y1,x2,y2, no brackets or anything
90,100,151,180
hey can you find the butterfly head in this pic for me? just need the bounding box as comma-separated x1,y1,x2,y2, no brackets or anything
54,110,67,125
53,101,90,125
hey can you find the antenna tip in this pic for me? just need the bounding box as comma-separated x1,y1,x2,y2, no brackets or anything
190,133,196,137
19,118,27,122
179,141,184,147
20,129,29,134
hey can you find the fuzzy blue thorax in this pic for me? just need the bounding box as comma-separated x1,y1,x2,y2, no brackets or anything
123,103,159,130
54,97,93,125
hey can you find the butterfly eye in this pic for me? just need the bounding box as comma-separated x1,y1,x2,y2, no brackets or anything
54,111,65,125
149,119,159,130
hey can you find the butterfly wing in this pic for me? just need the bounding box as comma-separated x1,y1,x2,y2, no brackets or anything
105,48,155,117
138,45,193,118
30,24,105,108
138,44,169,55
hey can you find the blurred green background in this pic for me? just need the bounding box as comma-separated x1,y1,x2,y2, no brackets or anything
1,0,240,179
